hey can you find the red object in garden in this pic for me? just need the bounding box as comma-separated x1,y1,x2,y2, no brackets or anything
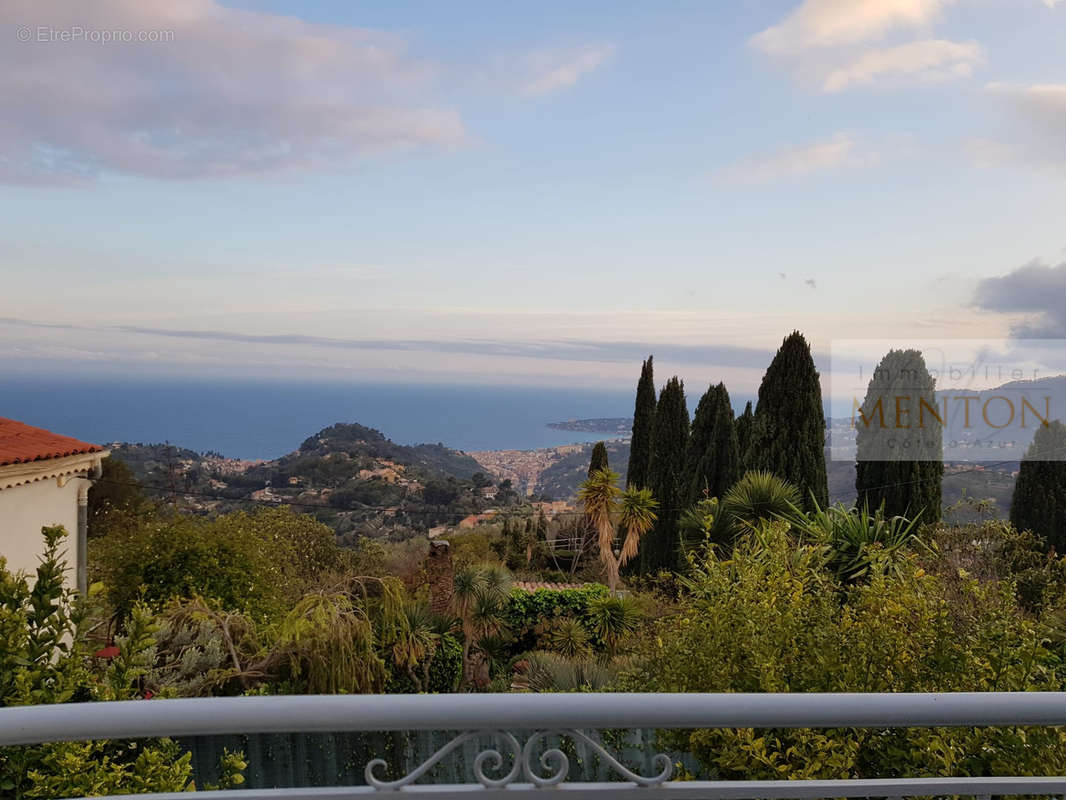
93,644,120,659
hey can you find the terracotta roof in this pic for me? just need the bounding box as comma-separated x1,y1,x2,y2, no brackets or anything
0,418,103,467
513,581,591,592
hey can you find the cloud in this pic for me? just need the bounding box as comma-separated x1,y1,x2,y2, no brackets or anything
822,39,981,92
714,132,863,184
972,260,1066,337
750,0,985,93
980,82,1066,166
0,0,467,183
751,0,954,55
519,44,616,96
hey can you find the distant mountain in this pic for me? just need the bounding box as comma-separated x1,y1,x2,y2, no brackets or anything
536,440,631,500
547,418,632,435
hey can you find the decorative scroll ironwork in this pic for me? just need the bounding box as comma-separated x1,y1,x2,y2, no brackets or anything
364,728,673,790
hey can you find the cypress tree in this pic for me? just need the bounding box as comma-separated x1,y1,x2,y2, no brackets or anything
735,400,754,468
683,384,719,504
855,349,942,521
697,384,741,503
684,384,740,505
627,356,656,489
747,331,828,510
588,441,609,476
1011,420,1066,552
640,376,689,572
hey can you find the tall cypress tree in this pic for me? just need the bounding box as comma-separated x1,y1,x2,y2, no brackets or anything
747,331,828,510
683,384,719,505
696,384,741,503
684,384,740,505
588,441,609,476
735,400,754,470
640,376,689,573
1011,420,1066,552
626,356,656,489
855,349,942,521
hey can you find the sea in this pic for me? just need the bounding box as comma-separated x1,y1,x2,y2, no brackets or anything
0,376,637,460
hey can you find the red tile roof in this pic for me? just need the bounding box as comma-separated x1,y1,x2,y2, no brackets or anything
0,418,103,467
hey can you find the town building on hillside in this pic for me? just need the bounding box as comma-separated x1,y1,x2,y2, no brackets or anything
0,418,108,594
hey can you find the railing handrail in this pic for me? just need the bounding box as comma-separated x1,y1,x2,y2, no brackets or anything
3,692,1066,746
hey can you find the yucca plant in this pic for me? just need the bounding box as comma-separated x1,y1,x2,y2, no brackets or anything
579,468,658,591
720,471,802,535
542,617,591,659
586,594,640,658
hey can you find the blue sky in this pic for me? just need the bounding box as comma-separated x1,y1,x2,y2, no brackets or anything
2,0,1066,396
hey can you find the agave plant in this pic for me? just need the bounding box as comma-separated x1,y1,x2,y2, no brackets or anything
524,650,617,692
792,500,922,583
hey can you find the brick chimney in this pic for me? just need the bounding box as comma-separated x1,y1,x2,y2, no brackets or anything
427,539,453,615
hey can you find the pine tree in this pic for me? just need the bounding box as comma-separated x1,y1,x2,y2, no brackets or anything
1011,420,1066,552
640,376,689,572
588,441,609,476
735,400,754,468
626,356,656,489
684,384,740,505
855,349,942,521
747,331,828,510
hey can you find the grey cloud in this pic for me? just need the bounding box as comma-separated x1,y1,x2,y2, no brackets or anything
0,317,809,370
973,259,1066,337
0,1,466,183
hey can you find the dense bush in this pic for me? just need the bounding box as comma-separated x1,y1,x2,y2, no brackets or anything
503,585,608,654
92,507,342,621
0,526,244,797
619,522,1066,778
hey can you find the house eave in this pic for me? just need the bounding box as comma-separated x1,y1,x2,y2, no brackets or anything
0,451,110,492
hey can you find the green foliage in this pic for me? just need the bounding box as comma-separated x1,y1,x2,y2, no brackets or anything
503,585,609,654
1011,419,1066,552
746,331,828,510
642,376,689,573
924,519,1066,612
734,401,754,472
541,616,592,658
626,355,657,490
684,383,740,506
585,594,640,657
588,442,609,476
855,348,943,522
93,506,342,621
525,650,617,692
793,500,922,583
0,526,243,797
620,523,1066,778
720,470,802,535
87,456,151,538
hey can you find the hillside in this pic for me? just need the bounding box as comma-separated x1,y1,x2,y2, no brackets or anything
109,422,492,538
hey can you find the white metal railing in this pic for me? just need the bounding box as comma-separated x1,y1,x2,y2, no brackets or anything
2,693,1066,799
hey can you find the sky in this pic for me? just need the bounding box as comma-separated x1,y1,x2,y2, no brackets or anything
2,0,1066,398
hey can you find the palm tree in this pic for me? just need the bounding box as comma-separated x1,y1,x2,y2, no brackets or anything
579,468,658,592
451,563,512,689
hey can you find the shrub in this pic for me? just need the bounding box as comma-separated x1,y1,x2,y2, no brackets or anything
503,585,608,654
619,524,1066,778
